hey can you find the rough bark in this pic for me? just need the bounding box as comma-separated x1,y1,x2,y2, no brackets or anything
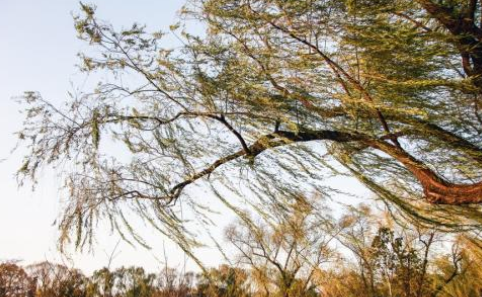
368,139,482,204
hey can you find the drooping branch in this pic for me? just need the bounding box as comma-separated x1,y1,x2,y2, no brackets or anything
392,12,432,33
266,18,400,146
223,27,347,120
406,119,482,164
106,111,253,154
168,149,246,202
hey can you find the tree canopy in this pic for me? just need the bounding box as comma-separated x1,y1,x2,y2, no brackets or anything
16,0,482,254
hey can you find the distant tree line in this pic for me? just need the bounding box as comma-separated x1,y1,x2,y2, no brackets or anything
2,204,482,297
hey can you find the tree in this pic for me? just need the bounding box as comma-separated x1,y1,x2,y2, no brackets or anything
16,0,482,253
430,236,482,297
27,262,87,297
109,267,156,297
154,266,195,297
369,227,434,297
87,268,115,297
0,262,35,297
195,265,250,297
223,196,338,297
328,205,482,297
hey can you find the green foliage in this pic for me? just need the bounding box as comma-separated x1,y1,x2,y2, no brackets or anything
14,0,482,264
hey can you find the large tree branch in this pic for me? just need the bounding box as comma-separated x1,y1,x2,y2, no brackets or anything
166,130,360,202
165,128,482,205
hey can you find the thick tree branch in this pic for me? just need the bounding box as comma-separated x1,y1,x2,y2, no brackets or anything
166,130,360,202
165,128,482,205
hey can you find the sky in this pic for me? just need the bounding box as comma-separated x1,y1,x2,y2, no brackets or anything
0,0,370,275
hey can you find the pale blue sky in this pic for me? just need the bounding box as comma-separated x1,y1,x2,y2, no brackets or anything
0,0,369,275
